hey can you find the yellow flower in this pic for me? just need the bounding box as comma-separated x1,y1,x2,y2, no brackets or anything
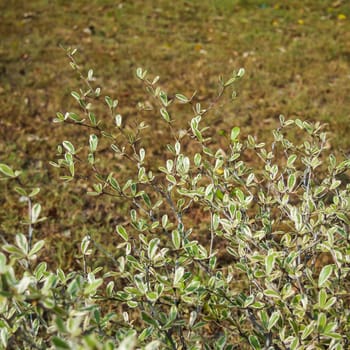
338,14,347,20
215,168,224,175
298,19,304,25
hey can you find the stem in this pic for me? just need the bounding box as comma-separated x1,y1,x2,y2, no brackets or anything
27,197,33,250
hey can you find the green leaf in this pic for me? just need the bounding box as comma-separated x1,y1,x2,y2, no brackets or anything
14,186,27,196
31,203,42,223
28,240,45,257
141,312,158,328
2,244,25,258
301,321,315,339
318,265,333,287
265,252,276,275
287,154,297,167
89,134,98,153
230,127,240,142
160,108,171,122
173,266,184,286
116,225,128,242
52,336,71,349
15,233,28,254
109,176,120,192
237,67,245,78
148,238,160,260
263,289,280,299
0,163,16,177
287,173,296,191
318,289,327,309
71,91,80,101
317,313,327,332
185,280,200,294
248,335,261,350
80,235,91,255
28,187,40,197
323,297,336,310
175,94,189,103
267,311,280,331
89,112,97,126
105,96,113,109
146,291,158,302
84,278,103,295
172,230,181,249
62,141,75,154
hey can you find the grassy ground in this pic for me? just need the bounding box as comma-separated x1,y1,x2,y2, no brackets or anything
0,0,349,268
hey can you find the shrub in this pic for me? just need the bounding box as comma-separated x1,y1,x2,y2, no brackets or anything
1,47,350,349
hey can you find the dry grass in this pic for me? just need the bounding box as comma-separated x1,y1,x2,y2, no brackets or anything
0,0,349,267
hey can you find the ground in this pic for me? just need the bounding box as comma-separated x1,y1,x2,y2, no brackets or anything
0,0,349,267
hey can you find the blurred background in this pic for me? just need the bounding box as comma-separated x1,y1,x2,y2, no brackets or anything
1,0,349,267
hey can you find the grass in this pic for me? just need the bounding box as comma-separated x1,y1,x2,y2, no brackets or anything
0,0,349,268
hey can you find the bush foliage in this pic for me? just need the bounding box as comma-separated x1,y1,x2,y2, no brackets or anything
1,48,349,349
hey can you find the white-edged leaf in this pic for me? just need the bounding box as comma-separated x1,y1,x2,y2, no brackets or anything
318,264,333,287
160,108,170,122
31,203,42,223
230,127,240,142
175,94,189,103
172,230,181,249
28,240,45,257
89,134,98,153
267,311,280,331
0,163,16,177
116,225,128,242
265,252,276,275
62,141,75,154
173,266,184,286
148,238,160,260
15,233,28,254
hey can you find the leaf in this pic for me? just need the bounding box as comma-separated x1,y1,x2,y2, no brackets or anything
116,225,128,242
248,335,261,350
160,108,170,122
318,265,333,287
263,289,280,299
265,252,276,275
173,266,184,286
15,233,28,254
141,312,158,328
230,127,240,142
62,141,75,154
146,291,158,302
318,289,327,309
14,186,27,196
185,280,200,293
28,187,40,197
287,154,297,167
287,173,296,191
301,321,315,339
28,240,45,257
267,311,280,331
148,238,160,260
175,94,189,103
52,336,71,349
105,96,113,109
80,236,91,255
89,134,98,153
172,230,181,249
2,244,25,258
0,163,15,177
84,278,103,295
237,67,245,78
71,91,80,101
31,203,42,223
